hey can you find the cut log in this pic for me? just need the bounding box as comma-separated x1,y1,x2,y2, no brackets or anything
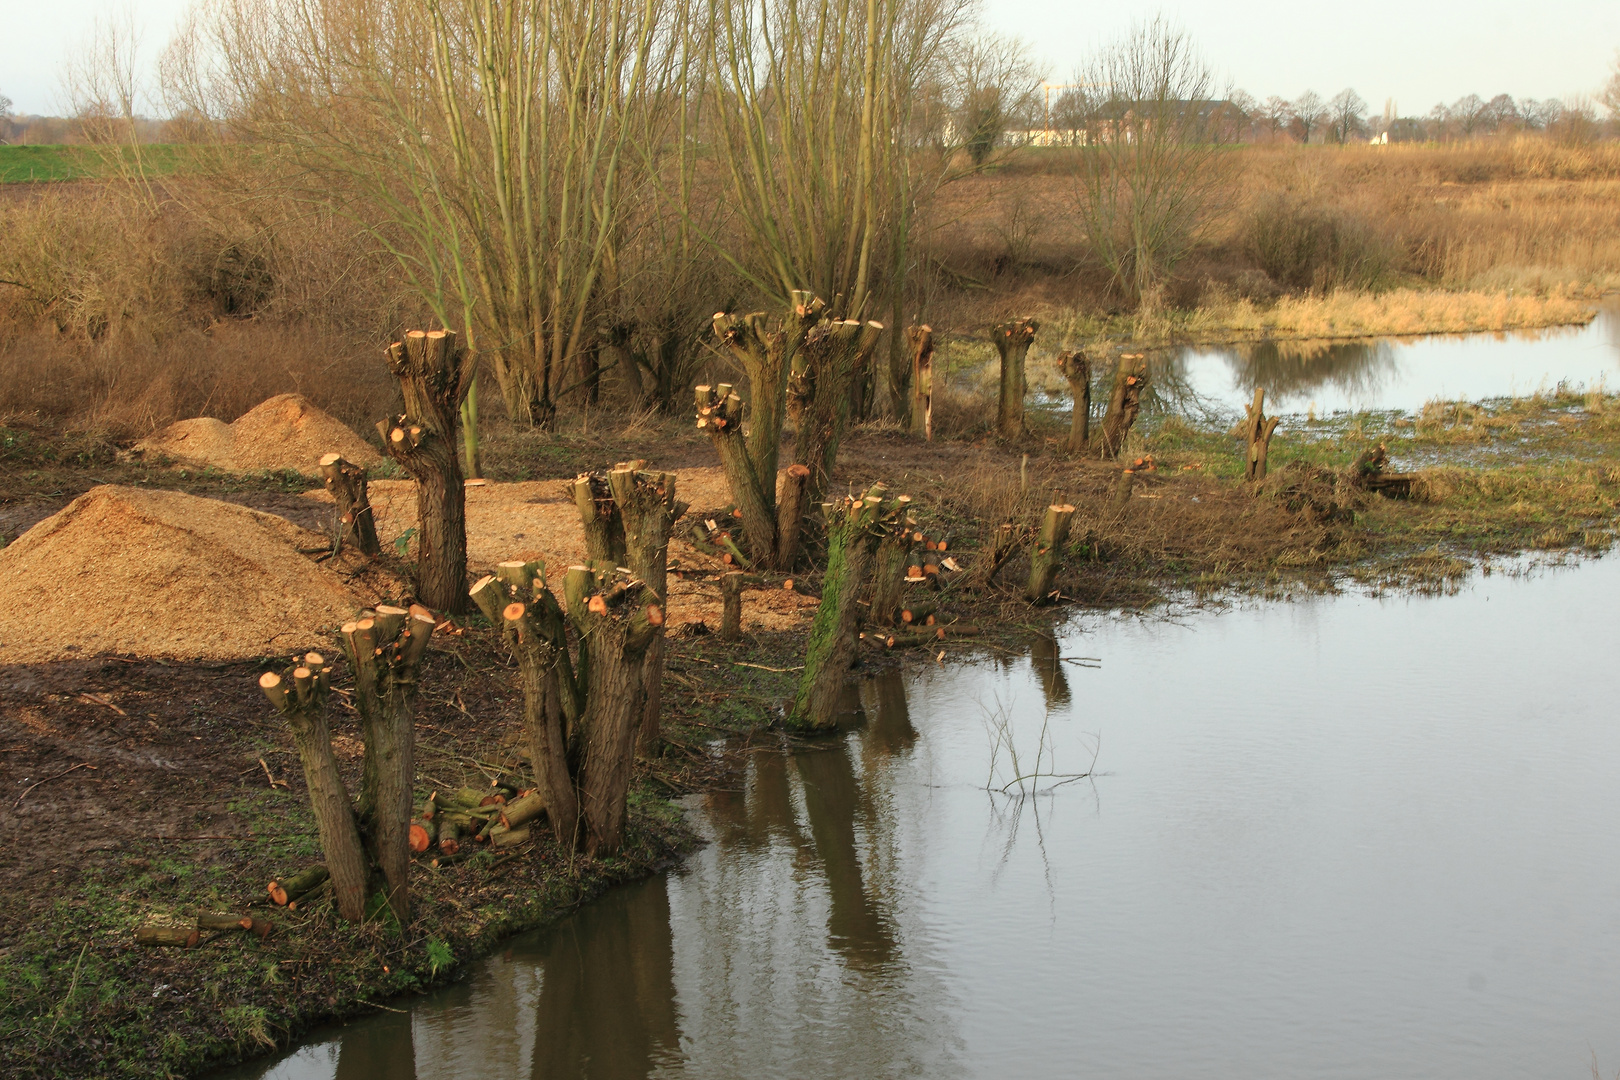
197,912,255,932
135,920,200,948
409,818,437,854
993,318,1040,439
1026,504,1077,604
318,453,381,557
489,824,532,849
268,864,329,907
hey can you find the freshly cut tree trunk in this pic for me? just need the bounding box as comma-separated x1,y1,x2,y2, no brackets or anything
994,319,1040,439
341,609,435,924
1097,354,1148,460
1056,351,1092,454
1240,387,1282,482
908,326,934,440
258,656,367,923
607,462,679,753
378,329,477,614
1111,468,1136,513
319,454,380,556
720,571,745,640
790,318,885,510
472,566,580,847
564,565,663,855
696,383,775,566
1026,504,1077,604
774,464,813,572
868,496,916,626
792,484,905,729
572,473,627,564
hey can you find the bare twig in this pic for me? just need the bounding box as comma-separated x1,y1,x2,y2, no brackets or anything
14,763,96,807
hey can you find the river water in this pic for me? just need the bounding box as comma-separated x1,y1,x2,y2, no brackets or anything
1032,306,1620,420
225,553,1620,1080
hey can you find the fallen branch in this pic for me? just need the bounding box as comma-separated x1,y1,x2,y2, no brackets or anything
14,763,95,808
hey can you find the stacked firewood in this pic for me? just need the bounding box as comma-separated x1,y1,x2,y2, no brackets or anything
406,784,547,866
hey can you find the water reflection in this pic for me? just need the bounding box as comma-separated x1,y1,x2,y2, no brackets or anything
1027,634,1071,710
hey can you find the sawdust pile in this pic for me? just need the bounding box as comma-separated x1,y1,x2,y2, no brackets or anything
303,466,820,632
133,394,382,476
0,486,395,664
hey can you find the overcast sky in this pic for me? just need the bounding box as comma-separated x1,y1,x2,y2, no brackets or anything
3,0,1617,117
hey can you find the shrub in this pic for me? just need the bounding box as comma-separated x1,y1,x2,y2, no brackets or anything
1242,195,1397,293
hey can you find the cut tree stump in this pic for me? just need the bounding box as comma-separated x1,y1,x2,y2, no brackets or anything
791,484,906,729
608,461,680,753
1026,504,1077,604
473,564,580,848
869,498,917,626
1110,468,1136,514
258,655,367,923
378,329,477,614
341,607,435,924
564,565,663,855
572,472,626,564
1097,354,1148,459
1240,387,1282,482
696,383,777,566
318,454,380,556
790,317,884,512
774,464,813,572
720,571,745,640
993,319,1040,439
1057,350,1092,454
908,326,935,440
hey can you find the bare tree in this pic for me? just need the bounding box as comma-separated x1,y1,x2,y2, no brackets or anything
945,32,1044,168
1261,95,1292,141
1602,50,1620,117
1484,93,1519,131
1327,88,1366,144
193,0,686,430
1066,19,1233,311
1291,90,1325,143
1451,93,1488,137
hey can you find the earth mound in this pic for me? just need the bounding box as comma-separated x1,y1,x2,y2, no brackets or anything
133,394,382,476
0,486,393,664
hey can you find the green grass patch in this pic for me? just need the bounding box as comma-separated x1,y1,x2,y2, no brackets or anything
0,145,192,184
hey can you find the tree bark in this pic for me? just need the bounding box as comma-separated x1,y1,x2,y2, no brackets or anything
268,864,328,907
720,571,745,640
564,566,661,855
258,660,367,923
791,485,902,729
472,567,581,847
1057,350,1091,454
378,329,477,613
1241,387,1282,481
135,920,200,948
908,326,935,440
341,609,434,924
1026,504,1077,604
572,473,627,564
774,464,813,571
868,497,915,626
1097,354,1148,460
696,383,776,566
607,462,678,755
319,454,380,557
994,319,1040,439
791,319,885,510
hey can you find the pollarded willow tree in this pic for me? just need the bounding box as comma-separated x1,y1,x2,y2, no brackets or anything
1060,19,1235,314
193,0,690,428
696,0,965,567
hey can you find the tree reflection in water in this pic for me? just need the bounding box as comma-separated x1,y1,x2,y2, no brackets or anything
1156,338,1399,414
